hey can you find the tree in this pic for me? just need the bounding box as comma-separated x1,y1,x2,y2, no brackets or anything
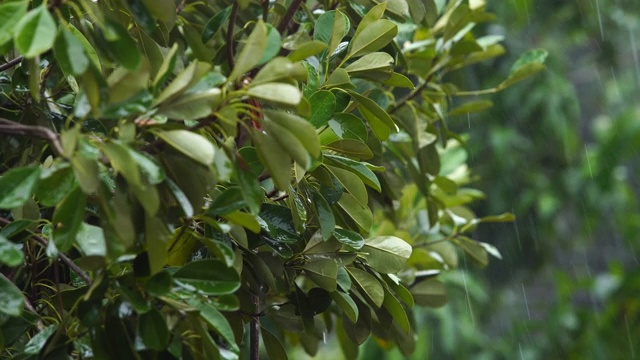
0,0,544,358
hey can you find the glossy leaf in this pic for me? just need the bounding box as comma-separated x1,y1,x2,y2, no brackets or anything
0,165,40,209
0,1,28,46
346,20,397,59
229,20,267,82
303,259,338,291
174,259,241,295
139,309,170,351
0,273,24,317
247,83,302,106
361,236,412,274
52,187,86,252
348,268,384,308
197,302,239,353
410,279,448,308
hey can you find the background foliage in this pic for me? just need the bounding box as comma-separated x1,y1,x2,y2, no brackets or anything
0,0,546,359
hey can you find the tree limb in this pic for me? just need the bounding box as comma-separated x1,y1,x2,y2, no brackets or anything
0,56,23,72
0,118,64,157
277,0,304,34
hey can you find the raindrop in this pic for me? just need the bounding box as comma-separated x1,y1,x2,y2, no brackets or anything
322,331,327,344
585,144,593,179
461,270,475,326
595,0,604,41
521,283,531,320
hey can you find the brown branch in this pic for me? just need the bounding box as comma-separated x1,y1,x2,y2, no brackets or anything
0,118,64,157
277,0,304,34
390,74,433,114
0,56,24,72
227,1,239,70
261,0,269,22
249,295,261,360
0,217,93,286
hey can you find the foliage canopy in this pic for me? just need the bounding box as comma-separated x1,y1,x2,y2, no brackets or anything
0,0,545,358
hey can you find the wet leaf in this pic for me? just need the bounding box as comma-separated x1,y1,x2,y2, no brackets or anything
0,165,40,209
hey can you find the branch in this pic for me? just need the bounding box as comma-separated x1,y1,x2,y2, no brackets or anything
0,118,64,157
0,56,23,72
227,1,239,70
277,0,304,34
0,217,93,287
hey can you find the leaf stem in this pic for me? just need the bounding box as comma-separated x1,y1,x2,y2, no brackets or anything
250,294,261,360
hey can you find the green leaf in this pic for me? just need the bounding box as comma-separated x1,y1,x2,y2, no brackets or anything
261,326,288,360
174,259,240,295
259,204,300,244
448,100,493,116
314,10,350,59
264,119,311,169
0,235,24,267
197,302,239,353
67,24,100,70
383,72,415,88
14,5,56,58
35,164,74,207
202,6,232,43
348,91,397,140
153,43,179,87
325,68,351,88
333,228,364,249
155,60,211,105
208,187,246,215
308,90,337,128
52,186,86,252
236,160,263,215
324,154,381,192
23,324,57,354
0,165,40,209
75,223,106,257
253,131,292,190
457,236,489,267
502,49,548,87
229,20,267,82
252,57,307,85
287,40,328,62
410,279,448,308
331,291,359,323
327,165,368,206
0,1,28,46
0,273,24,317
140,0,176,24
139,309,170,351
327,113,367,142
54,28,89,76
247,83,302,106
221,211,261,234
156,130,215,166
338,193,372,232
103,20,141,70
346,20,397,59
312,191,335,240
353,3,387,40
348,268,384,308
382,286,410,332
157,88,222,120
258,24,282,65
303,259,338,291
345,52,394,74
361,236,412,274
264,110,321,158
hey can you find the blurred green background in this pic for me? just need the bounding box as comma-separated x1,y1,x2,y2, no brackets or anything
296,1,640,358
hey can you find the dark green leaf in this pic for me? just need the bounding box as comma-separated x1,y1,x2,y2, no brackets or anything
156,130,216,166
202,6,232,43
308,90,337,128
347,20,397,59
312,191,335,240
103,20,141,70
0,165,40,209
382,286,410,332
197,302,239,353
333,228,364,249
229,20,267,82
52,186,86,252
174,259,240,295
0,273,24,316
261,326,288,360
139,309,170,351
23,324,57,354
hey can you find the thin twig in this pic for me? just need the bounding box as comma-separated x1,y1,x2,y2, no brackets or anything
261,0,269,21
227,1,239,70
22,296,46,331
0,217,93,286
0,118,65,157
0,56,23,72
249,295,261,360
277,0,304,34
